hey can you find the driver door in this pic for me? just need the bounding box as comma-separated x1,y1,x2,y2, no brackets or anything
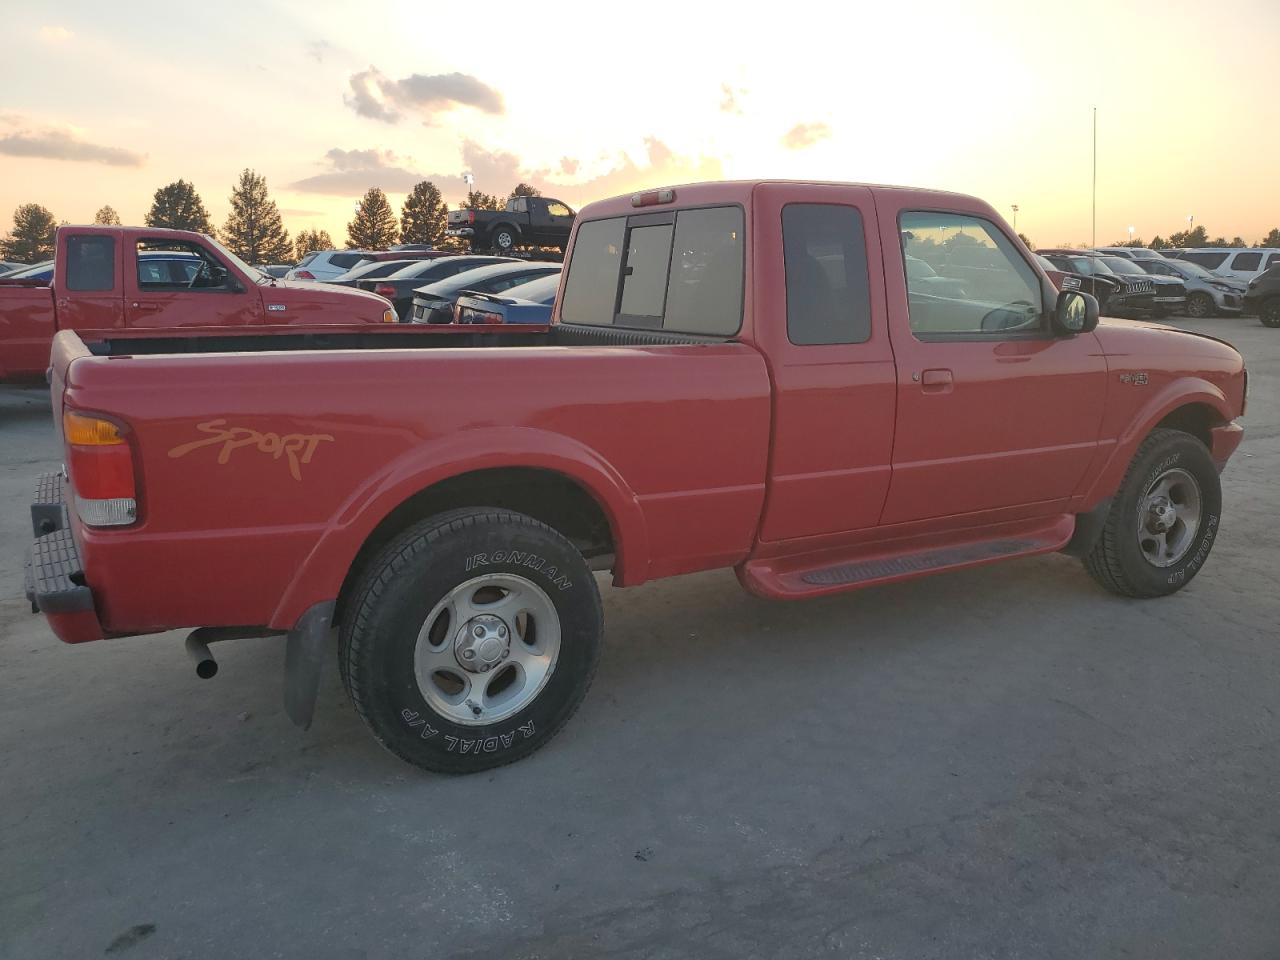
124,238,260,329
879,207,1108,524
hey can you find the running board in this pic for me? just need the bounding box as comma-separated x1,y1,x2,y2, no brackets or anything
738,515,1075,600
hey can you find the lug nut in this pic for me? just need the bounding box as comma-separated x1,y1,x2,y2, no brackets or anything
500,650,509,660
473,625,485,638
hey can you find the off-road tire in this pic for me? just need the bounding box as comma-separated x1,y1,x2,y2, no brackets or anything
339,508,603,774
1083,429,1221,598
1186,292,1214,318
1260,297,1280,328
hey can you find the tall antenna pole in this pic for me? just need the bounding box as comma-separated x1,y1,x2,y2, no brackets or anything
1091,107,1097,247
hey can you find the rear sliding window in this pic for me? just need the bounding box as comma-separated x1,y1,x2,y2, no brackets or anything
560,205,743,335
330,252,366,269
66,236,115,291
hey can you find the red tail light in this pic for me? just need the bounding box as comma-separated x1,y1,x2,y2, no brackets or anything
63,411,137,526
374,283,397,299
467,211,476,224
294,269,316,279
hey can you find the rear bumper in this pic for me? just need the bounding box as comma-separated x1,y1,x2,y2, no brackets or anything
24,473,105,643
1210,421,1245,472
445,228,475,238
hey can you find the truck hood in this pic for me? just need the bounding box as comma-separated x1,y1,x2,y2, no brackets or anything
1092,317,1243,362
263,279,392,314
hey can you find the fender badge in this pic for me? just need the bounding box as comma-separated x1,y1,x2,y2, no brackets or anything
267,303,287,312
1119,372,1149,385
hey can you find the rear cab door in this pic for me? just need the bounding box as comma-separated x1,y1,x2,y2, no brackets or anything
750,183,897,544
122,230,262,329
874,189,1108,525
53,229,126,337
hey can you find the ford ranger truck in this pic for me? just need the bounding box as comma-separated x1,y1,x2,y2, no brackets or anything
24,181,1246,774
0,225,397,383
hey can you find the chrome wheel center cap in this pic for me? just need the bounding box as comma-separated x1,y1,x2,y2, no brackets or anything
454,615,510,673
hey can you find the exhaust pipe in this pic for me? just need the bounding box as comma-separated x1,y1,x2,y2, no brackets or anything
182,626,281,680
185,632,218,679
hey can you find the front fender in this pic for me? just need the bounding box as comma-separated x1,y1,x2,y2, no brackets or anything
268,426,649,629
1081,375,1235,506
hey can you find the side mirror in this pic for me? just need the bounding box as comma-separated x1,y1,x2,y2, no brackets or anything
1052,290,1099,335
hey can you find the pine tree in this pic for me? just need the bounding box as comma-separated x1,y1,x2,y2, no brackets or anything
400,181,448,246
294,228,333,260
294,228,334,261
1262,228,1280,247
346,188,399,249
94,205,122,226
221,169,292,263
145,180,215,234
461,191,502,211
1,203,58,262
1150,235,1167,250
508,182,541,200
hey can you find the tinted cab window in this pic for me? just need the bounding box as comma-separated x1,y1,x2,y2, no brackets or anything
66,236,115,292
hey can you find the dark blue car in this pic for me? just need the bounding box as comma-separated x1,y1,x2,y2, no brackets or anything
452,272,561,324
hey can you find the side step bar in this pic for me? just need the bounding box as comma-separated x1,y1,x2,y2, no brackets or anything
738,515,1075,600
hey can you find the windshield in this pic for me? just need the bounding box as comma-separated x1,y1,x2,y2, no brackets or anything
338,259,416,281
204,235,269,283
3,260,54,279
1100,256,1146,275
1168,260,1213,280
502,272,562,304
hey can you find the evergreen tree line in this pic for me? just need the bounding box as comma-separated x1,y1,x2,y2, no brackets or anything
1,178,546,265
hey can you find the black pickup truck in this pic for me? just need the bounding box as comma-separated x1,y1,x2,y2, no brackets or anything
446,196,576,253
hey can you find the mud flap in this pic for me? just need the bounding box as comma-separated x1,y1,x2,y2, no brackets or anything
283,601,335,730
1061,498,1113,558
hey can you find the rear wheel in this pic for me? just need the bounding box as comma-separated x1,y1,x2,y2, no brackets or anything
1083,429,1221,598
340,508,603,773
491,226,519,254
1186,292,1214,318
1261,298,1280,328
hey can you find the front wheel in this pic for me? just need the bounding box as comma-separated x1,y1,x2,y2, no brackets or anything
340,508,603,773
1261,298,1280,328
1083,428,1221,598
1186,292,1214,318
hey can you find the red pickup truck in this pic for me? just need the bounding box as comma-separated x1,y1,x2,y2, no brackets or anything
24,181,1246,774
0,225,396,383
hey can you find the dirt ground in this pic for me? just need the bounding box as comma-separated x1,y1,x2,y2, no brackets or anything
2,314,1277,959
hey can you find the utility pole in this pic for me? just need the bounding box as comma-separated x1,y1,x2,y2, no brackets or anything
1091,107,1097,248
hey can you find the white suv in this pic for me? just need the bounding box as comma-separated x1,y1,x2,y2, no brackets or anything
286,250,372,281
1173,248,1280,284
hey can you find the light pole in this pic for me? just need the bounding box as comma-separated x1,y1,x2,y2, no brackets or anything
463,171,475,201
1011,204,1019,232
1128,225,1135,246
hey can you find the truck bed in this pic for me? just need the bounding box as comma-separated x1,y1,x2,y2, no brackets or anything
50,324,772,636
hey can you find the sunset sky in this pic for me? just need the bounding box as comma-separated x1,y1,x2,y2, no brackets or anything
2,0,1277,252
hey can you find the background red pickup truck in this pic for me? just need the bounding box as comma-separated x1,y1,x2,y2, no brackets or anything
25,180,1246,774
0,225,396,383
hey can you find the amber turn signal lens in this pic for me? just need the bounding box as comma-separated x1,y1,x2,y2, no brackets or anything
383,308,397,323
64,411,125,446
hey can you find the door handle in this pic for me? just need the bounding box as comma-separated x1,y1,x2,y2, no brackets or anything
130,301,161,311
920,368,953,393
